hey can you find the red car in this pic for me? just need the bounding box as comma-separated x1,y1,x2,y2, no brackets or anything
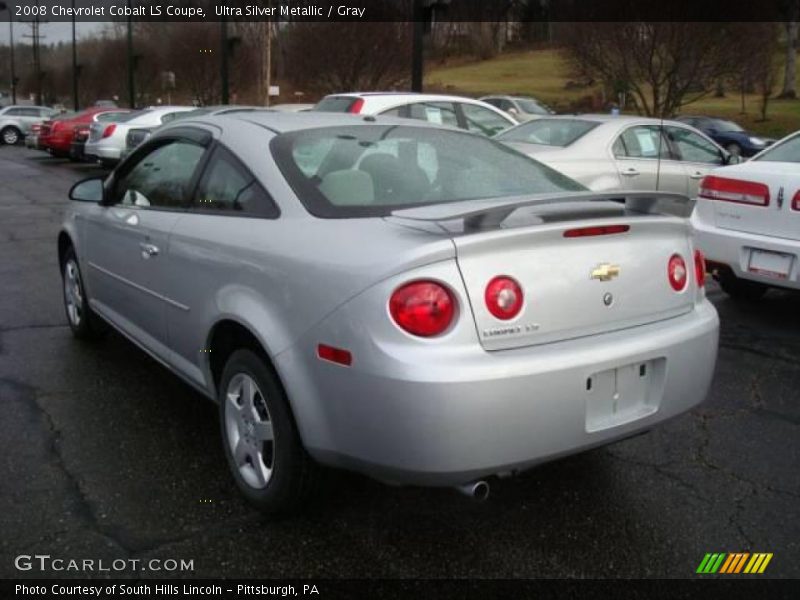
40,107,132,157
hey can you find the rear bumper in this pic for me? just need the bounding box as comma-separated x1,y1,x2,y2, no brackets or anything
278,301,719,486
692,214,800,290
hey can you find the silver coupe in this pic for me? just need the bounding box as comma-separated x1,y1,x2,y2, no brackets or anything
58,112,719,512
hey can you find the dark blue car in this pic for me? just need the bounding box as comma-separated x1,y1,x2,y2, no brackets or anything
676,116,775,158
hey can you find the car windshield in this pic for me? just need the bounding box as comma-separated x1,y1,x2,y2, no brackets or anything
272,125,585,218
495,119,599,147
708,119,744,133
517,99,552,115
753,133,800,163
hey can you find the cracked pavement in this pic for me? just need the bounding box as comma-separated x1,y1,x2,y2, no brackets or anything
0,146,797,579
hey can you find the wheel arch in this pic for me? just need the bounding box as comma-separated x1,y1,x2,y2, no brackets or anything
57,230,75,270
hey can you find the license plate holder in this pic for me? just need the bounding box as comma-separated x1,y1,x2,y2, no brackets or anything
585,359,663,432
748,249,793,280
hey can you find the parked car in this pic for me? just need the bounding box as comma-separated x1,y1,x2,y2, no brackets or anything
25,121,48,149
313,92,517,136
480,95,555,121
118,106,267,160
496,115,738,199
84,106,194,167
0,104,59,145
69,124,91,162
692,130,800,301
40,108,132,158
58,112,718,512
675,116,775,158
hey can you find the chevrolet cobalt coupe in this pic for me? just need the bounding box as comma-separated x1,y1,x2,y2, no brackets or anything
58,112,719,512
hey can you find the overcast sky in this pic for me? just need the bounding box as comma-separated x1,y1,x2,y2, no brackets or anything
0,21,104,45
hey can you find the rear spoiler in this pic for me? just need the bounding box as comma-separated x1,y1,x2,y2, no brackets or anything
390,191,693,229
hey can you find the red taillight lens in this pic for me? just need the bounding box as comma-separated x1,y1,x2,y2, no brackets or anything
668,254,688,292
389,281,455,337
698,175,769,207
484,276,524,320
564,224,630,238
792,191,800,211
348,98,365,114
102,124,116,138
694,249,706,288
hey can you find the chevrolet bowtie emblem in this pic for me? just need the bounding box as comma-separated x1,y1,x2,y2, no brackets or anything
591,263,620,281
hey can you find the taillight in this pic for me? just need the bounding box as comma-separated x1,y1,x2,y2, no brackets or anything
389,281,455,337
792,191,800,211
102,124,116,138
668,254,688,292
564,224,630,238
698,175,769,207
348,98,365,114
694,249,706,288
484,276,524,320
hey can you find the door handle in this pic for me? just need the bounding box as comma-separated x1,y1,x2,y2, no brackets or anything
139,242,159,258
621,168,639,177
689,171,705,180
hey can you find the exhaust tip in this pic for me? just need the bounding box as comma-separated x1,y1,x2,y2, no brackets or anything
455,480,490,501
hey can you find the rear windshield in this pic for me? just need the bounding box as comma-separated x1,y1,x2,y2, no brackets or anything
313,96,359,113
495,119,599,147
517,99,552,115
753,133,800,163
271,125,585,218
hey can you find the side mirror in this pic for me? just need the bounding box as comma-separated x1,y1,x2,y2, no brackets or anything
69,176,104,203
724,153,742,165
507,107,518,115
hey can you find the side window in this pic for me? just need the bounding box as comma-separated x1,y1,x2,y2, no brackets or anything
482,98,501,108
408,102,459,128
499,99,514,112
96,112,127,123
113,141,205,209
461,103,512,136
5,108,24,116
161,112,182,124
668,127,724,164
617,126,671,159
193,147,278,217
19,108,40,117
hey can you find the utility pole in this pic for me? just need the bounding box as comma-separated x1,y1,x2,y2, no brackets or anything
71,0,78,110
0,2,17,104
126,0,135,108
265,18,272,107
22,1,44,106
220,18,229,104
411,0,424,92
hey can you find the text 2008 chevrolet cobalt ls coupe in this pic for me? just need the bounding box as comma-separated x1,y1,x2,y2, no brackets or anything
58,112,719,512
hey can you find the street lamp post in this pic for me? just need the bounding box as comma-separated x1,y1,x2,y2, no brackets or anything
220,18,229,104
410,0,450,93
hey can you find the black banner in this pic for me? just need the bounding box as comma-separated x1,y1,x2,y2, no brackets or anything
0,0,795,23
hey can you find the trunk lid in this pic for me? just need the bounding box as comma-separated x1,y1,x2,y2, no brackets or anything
392,193,697,351
703,162,800,242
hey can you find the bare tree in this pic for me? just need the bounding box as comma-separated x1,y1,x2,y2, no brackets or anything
284,23,411,94
561,22,740,117
778,1,799,98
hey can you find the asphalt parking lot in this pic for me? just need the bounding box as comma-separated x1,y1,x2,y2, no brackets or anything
0,145,798,580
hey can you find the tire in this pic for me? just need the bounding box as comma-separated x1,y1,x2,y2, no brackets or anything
61,247,107,339
1,126,21,146
725,142,742,157
717,270,768,302
218,349,316,514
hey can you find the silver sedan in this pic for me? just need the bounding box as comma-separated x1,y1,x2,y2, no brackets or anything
58,112,718,512
496,114,739,197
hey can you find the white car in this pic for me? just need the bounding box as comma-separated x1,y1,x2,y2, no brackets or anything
480,95,555,122
496,115,737,198
692,130,800,300
313,92,517,136
84,106,193,166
